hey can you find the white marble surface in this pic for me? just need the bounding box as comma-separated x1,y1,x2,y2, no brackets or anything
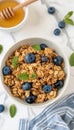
0,0,74,130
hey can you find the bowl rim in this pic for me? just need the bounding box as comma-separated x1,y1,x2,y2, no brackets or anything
0,5,28,31
0,37,70,107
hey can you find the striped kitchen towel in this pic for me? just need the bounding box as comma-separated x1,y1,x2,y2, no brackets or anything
19,93,74,130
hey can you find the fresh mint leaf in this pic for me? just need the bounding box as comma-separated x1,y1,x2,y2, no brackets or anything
18,72,29,80
30,73,37,79
0,44,3,54
69,53,74,66
10,104,16,118
64,11,74,25
64,11,73,19
12,56,18,67
32,44,41,51
64,18,74,25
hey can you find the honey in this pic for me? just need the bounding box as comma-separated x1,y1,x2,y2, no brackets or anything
0,0,25,28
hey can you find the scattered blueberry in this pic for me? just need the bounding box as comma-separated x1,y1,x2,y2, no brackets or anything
43,85,52,93
40,43,48,50
48,7,55,14
2,66,12,75
41,56,48,62
25,53,36,63
0,104,5,113
53,56,63,66
54,80,64,89
54,28,61,36
58,21,65,29
26,95,36,104
22,82,32,90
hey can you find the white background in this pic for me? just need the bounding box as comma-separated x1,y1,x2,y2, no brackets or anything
0,0,74,130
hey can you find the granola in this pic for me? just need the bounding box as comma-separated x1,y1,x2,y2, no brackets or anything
2,44,66,104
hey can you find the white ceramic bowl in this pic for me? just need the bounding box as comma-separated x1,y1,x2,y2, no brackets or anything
1,38,70,107
0,0,28,32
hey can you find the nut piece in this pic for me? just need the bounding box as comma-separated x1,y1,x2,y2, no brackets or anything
25,91,30,97
35,93,46,103
47,89,57,99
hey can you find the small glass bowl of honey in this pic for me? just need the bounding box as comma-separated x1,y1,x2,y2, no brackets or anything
0,0,28,32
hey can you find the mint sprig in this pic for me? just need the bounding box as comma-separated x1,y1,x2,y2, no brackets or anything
0,44,3,54
18,72,37,80
10,104,16,118
12,56,18,67
69,53,74,66
18,72,29,80
64,11,74,25
30,73,37,79
32,44,41,51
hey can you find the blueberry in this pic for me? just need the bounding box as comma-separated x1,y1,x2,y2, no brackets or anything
54,28,61,36
26,95,36,104
25,53,36,63
53,56,63,66
58,21,65,29
41,56,48,62
22,82,32,90
43,85,52,93
2,66,12,75
0,104,5,113
48,7,55,14
40,43,48,50
54,80,64,89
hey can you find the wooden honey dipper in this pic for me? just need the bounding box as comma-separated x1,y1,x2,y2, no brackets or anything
0,0,38,20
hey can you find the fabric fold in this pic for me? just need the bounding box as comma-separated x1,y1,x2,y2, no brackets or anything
19,93,74,130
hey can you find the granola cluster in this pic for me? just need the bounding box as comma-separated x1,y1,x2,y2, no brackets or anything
3,44,66,104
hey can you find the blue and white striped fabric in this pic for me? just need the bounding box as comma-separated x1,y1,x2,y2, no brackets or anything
19,93,74,130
